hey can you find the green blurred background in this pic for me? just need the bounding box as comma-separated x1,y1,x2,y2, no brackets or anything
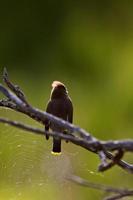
0,1,133,199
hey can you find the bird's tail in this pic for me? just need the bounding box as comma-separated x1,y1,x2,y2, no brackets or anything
51,138,61,156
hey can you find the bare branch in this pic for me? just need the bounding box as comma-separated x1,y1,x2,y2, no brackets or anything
68,174,130,193
98,149,124,172
0,99,17,109
98,151,109,171
0,117,80,143
0,84,25,106
68,175,133,200
102,140,133,152
3,67,29,106
105,193,133,200
0,68,133,175
0,82,92,139
0,117,133,174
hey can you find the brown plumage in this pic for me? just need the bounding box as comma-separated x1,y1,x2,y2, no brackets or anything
45,81,73,154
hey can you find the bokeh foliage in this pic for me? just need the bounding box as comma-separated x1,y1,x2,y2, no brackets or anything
0,1,133,199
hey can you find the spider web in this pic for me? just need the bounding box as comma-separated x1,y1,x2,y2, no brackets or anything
0,123,101,199
0,123,76,198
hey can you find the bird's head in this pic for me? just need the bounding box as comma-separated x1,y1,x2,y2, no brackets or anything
51,81,68,99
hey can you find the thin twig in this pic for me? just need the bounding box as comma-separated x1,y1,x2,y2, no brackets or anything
68,175,133,200
0,84,25,106
3,67,29,106
98,149,125,172
0,117,133,174
0,117,80,143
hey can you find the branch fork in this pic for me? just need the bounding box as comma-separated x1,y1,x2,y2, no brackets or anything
0,68,133,200
0,68,133,175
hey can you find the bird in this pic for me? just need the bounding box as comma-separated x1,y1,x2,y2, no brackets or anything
44,81,73,155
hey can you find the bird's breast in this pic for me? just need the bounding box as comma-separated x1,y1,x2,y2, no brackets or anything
49,98,68,131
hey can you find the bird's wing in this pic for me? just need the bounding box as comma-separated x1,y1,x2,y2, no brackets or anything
44,100,53,140
45,100,53,129
67,97,73,123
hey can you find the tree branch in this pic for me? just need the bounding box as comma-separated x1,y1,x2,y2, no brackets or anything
68,175,133,200
3,67,29,106
0,117,133,174
0,68,133,175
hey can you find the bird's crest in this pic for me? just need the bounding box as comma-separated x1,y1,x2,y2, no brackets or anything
52,81,65,88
